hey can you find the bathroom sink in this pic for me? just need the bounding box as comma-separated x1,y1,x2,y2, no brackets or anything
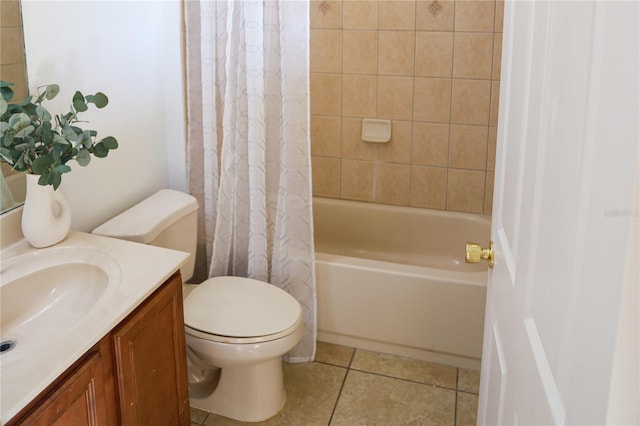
0,247,122,366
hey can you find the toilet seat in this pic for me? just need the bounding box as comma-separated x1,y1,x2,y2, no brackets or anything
183,276,302,344
185,315,303,344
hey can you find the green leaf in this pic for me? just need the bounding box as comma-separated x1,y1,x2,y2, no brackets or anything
52,172,62,190
14,155,24,170
15,125,35,138
92,142,109,158
100,136,118,149
53,134,70,145
21,102,36,117
31,155,54,174
58,111,75,127
92,92,109,108
44,84,60,100
3,132,13,147
34,92,46,104
4,104,19,116
0,147,14,163
75,149,91,166
62,126,78,141
38,172,50,186
36,105,52,121
0,85,14,102
52,146,61,164
9,113,31,129
53,164,71,174
73,91,87,112
42,127,53,145
0,98,7,116
77,130,92,149
73,99,88,112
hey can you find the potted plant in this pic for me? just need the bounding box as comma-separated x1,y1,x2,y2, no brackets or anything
0,81,119,247
0,80,118,189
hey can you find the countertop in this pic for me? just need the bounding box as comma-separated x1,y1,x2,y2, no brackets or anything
0,231,189,423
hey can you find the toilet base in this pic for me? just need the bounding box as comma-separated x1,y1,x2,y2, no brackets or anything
189,357,286,422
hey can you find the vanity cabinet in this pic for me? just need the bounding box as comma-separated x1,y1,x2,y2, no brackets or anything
7,273,190,426
112,273,190,425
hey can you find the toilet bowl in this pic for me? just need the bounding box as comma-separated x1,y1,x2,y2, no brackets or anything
183,276,303,421
91,190,303,422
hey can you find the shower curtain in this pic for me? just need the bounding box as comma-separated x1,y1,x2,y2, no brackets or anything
184,0,316,362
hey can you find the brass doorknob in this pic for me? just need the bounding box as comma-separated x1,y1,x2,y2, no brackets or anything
465,241,494,269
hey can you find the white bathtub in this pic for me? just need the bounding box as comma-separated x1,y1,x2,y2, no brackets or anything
313,197,490,369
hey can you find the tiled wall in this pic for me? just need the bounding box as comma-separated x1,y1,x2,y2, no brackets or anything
0,0,27,100
1,0,28,179
310,0,503,215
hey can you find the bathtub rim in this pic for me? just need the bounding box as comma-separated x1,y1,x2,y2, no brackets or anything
314,252,488,288
313,196,492,225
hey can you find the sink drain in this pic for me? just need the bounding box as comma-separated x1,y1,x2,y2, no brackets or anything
0,340,16,353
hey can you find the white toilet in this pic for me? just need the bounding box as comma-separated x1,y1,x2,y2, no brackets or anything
92,189,303,422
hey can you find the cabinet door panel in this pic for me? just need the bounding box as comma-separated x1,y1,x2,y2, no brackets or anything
19,351,108,426
112,274,190,426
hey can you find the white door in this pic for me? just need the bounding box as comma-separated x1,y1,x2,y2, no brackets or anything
478,1,639,425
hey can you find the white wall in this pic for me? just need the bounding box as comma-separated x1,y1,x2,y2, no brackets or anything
21,0,186,232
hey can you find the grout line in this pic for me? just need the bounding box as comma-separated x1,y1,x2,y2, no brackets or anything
347,366,459,393
444,0,459,212
454,391,459,425
314,359,350,369
454,368,460,426
327,348,356,425
347,347,356,369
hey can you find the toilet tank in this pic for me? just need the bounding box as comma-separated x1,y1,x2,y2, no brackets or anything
92,189,198,282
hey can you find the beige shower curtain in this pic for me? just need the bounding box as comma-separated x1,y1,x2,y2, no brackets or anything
184,0,316,362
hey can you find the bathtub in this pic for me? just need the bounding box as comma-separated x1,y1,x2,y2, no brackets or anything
313,197,490,369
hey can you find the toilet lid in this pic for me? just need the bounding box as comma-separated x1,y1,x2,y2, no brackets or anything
183,276,302,338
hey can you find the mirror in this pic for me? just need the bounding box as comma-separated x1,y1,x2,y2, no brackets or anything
0,0,29,214
1,165,25,212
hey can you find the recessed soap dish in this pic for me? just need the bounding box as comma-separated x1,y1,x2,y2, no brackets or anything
361,119,392,143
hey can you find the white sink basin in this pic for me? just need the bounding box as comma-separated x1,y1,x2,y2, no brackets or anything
0,247,121,366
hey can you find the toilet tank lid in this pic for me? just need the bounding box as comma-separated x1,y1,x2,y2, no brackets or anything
91,189,198,244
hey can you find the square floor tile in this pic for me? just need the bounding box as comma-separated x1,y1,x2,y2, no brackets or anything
456,392,479,426
315,341,354,368
331,370,456,425
351,349,458,389
458,368,481,394
190,407,208,424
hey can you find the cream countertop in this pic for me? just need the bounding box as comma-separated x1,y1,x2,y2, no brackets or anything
0,231,189,423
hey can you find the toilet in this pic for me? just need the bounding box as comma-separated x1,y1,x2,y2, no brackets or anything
92,189,303,422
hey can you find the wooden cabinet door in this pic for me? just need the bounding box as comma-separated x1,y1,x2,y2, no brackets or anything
112,274,190,426
16,350,109,426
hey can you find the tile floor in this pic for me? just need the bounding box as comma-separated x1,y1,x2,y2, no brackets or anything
190,342,480,426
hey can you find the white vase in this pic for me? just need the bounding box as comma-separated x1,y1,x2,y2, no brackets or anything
21,173,71,248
